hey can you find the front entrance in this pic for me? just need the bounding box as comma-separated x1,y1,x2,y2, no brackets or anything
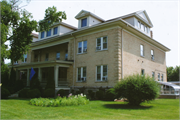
58,67,68,87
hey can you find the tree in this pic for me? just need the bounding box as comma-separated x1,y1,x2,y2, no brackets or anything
167,66,180,81
1,0,67,65
114,74,159,106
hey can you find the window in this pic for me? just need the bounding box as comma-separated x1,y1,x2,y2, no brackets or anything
96,65,108,81
81,18,87,27
14,61,18,64
77,67,86,82
161,74,163,81
46,29,51,37
141,69,145,76
138,21,141,28
140,45,144,56
45,53,49,61
144,26,147,33
65,50,68,61
23,54,27,63
78,41,87,53
141,23,144,31
96,36,108,50
41,31,44,38
56,52,60,60
158,73,160,81
53,27,58,35
151,50,154,60
152,72,155,79
34,54,38,62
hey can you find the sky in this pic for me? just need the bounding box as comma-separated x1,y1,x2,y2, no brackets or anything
5,0,180,67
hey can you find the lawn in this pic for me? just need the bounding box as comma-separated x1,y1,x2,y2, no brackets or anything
1,98,179,119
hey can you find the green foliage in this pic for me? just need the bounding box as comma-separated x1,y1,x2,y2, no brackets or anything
43,88,55,98
79,86,86,94
38,6,66,31
87,90,95,100
1,64,10,87
96,90,105,100
1,87,10,99
18,89,29,98
27,89,41,98
30,78,42,93
105,88,116,101
167,66,180,81
114,74,159,106
56,89,66,97
14,80,24,92
29,93,89,107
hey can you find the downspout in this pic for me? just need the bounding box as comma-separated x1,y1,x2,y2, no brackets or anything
71,33,76,89
121,29,123,80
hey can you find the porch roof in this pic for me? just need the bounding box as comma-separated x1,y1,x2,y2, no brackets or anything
11,60,73,70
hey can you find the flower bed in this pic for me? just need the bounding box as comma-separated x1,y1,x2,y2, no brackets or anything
29,93,89,107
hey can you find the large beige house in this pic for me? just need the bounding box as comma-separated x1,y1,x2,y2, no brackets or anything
13,10,170,91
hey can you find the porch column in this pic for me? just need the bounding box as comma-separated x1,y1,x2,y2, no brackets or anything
16,69,19,80
27,69,30,86
54,65,59,87
38,68,42,82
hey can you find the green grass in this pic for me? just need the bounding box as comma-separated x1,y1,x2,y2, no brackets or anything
1,98,179,119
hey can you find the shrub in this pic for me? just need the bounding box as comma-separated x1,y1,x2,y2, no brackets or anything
87,90,95,100
1,87,10,99
114,74,160,106
44,88,55,98
75,90,81,95
27,89,41,98
29,93,89,107
79,86,86,94
14,80,24,92
19,89,29,98
96,90,105,100
45,68,55,90
105,88,116,101
56,89,66,97
30,78,43,94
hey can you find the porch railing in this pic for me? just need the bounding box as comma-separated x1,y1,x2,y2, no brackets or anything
160,88,179,95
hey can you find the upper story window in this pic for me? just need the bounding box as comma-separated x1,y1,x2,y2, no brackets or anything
41,31,45,38
81,18,87,27
56,52,60,60
140,45,144,57
23,54,27,63
78,41,87,53
53,27,58,35
141,23,144,31
96,36,107,51
158,73,160,81
46,29,51,37
14,61,18,64
45,53,49,61
137,21,149,34
138,21,141,29
77,67,86,82
161,74,163,81
141,69,145,76
151,50,154,60
96,65,108,81
152,71,155,79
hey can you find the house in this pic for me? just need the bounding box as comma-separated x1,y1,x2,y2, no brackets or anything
12,10,170,92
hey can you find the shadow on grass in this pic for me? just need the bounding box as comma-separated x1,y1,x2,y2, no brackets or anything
103,103,153,110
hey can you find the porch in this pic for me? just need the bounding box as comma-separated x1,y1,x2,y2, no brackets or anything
14,60,73,89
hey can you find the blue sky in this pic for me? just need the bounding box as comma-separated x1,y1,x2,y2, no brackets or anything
5,0,179,67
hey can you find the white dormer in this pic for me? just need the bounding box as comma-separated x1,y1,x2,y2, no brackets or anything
38,22,77,40
75,10,105,29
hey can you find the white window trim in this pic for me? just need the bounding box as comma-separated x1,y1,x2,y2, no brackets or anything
152,71,155,79
53,26,58,36
96,65,108,81
140,44,144,57
96,36,108,51
77,67,86,82
151,49,154,61
158,73,160,81
22,54,27,63
77,41,87,54
161,74,163,81
141,69,145,76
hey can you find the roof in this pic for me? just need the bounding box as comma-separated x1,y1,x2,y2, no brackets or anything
157,81,180,90
75,10,105,22
107,10,153,28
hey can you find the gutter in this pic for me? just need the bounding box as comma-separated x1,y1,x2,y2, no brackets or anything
121,29,123,79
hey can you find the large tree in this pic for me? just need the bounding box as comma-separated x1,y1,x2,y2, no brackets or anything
167,66,179,81
1,0,67,65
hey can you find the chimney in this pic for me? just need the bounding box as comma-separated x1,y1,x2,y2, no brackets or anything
150,31,153,38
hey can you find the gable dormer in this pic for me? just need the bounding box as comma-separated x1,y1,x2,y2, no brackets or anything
75,10,105,29
121,10,153,37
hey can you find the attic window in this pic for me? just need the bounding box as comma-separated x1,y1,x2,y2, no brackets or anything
81,18,87,27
